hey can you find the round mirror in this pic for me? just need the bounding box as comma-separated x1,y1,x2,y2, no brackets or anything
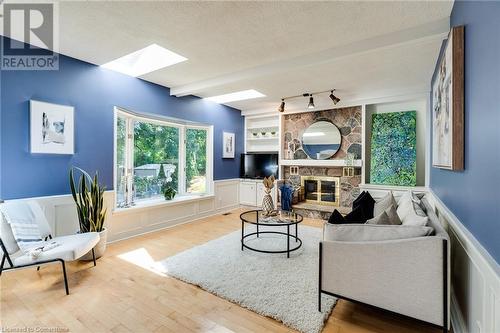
301,121,342,159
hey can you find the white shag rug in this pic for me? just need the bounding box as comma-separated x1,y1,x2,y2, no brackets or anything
160,224,337,333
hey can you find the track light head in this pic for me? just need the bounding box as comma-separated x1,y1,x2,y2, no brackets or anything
307,95,315,109
329,90,340,105
278,99,285,112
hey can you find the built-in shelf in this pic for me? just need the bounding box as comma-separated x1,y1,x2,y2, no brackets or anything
247,137,279,141
245,114,280,153
280,159,363,167
247,125,279,131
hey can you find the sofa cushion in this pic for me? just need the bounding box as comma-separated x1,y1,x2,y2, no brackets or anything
14,232,100,266
323,223,434,242
352,191,375,219
373,192,397,217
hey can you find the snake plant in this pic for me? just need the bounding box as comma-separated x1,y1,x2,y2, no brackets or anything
69,167,107,233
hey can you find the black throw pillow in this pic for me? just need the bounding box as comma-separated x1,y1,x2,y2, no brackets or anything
352,191,367,209
327,209,345,224
352,191,375,219
344,204,368,223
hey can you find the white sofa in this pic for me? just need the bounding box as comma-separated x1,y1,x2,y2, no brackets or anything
318,194,450,332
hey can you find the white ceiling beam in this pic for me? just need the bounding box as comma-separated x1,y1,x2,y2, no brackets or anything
170,18,449,97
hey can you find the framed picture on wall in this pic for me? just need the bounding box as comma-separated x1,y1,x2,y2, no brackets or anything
431,25,464,170
30,100,75,154
222,132,235,158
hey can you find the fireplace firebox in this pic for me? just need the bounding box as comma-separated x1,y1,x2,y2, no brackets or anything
300,176,340,206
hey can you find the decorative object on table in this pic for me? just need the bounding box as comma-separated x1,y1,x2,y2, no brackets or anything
30,100,74,154
69,167,107,259
261,175,276,216
261,131,267,137
252,132,258,137
280,184,294,211
222,131,235,158
432,25,464,170
162,185,177,200
270,131,276,137
370,111,417,186
342,152,355,177
301,120,342,160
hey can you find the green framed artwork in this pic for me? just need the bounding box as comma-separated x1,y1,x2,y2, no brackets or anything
370,111,416,186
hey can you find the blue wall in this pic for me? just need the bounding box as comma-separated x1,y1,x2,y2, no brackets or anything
430,1,500,263
0,37,244,200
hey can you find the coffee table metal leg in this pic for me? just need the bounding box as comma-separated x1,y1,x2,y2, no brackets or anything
241,221,244,251
287,225,290,258
295,223,298,242
257,224,259,238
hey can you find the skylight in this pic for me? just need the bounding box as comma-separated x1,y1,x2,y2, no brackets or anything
205,90,265,104
101,44,187,77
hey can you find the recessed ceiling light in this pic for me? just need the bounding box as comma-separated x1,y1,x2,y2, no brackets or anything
101,44,187,77
205,90,265,104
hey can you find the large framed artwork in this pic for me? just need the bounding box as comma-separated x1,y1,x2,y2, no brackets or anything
370,111,417,186
222,131,235,158
30,100,75,154
432,26,464,170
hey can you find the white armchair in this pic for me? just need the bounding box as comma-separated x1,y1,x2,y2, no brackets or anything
0,201,100,294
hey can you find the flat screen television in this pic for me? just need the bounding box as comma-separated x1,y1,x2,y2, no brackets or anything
240,153,279,179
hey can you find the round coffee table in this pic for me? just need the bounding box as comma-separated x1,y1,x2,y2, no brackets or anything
239,210,303,258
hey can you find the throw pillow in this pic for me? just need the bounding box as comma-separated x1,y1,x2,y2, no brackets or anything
323,223,434,242
365,211,391,225
373,192,397,217
345,204,369,223
385,204,402,225
396,191,413,221
327,209,345,224
402,207,429,226
352,191,366,208
352,191,375,219
411,192,427,216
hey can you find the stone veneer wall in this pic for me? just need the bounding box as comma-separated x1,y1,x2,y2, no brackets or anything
283,106,362,160
281,106,363,219
283,167,361,217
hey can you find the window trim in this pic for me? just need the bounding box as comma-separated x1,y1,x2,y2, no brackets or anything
113,106,214,209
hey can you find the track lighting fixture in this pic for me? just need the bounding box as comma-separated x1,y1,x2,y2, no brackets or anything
307,95,315,109
329,90,340,105
278,99,285,112
278,88,340,113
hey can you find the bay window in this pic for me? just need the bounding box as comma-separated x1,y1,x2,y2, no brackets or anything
114,108,213,208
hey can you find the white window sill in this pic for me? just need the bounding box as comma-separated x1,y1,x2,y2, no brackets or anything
112,193,214,215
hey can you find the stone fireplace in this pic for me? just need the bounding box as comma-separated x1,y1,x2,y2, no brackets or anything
280,106,363,219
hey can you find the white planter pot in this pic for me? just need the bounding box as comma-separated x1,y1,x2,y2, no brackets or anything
80,228,108,261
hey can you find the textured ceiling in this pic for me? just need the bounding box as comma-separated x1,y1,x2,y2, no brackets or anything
3,1,454,113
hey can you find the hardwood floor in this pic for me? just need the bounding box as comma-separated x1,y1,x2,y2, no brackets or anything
1,208,442,333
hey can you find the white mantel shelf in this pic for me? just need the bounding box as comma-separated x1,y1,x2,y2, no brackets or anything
280,159,363,167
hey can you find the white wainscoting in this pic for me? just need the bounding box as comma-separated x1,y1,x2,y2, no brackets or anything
6,179,240,243
427,190,500,333
360,185,500,333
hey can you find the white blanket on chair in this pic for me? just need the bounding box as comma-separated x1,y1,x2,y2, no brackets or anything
0,202,44,252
